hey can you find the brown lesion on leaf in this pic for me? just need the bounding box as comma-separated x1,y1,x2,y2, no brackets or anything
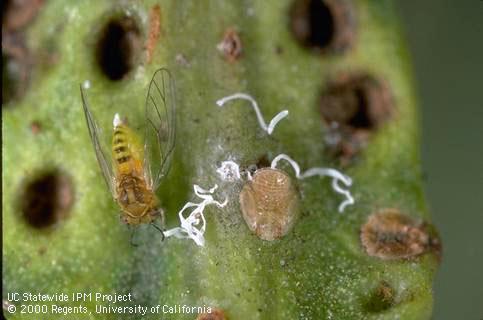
2,1,62,104
320,71,394,165
360,208,441,261
19,169,74,229
145,4,161,64
217,28,242,62
196,308,228,320
2,0,44,32
2,31,32,105
290,0,356,54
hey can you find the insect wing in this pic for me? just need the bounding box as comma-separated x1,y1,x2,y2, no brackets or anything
80,85,116,197
144,68,176,190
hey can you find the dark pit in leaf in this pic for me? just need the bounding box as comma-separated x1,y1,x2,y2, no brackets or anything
320,72,393,131
20,170,74,228
96,15,141,80
290,0,355,54
320,72,394,164
364,281,396,313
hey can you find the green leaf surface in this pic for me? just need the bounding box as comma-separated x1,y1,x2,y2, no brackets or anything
3,1,439,319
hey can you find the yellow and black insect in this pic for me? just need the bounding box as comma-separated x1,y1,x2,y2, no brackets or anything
80,68,176,240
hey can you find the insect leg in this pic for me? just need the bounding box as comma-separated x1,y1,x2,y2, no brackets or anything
128,225,140,247
150,222,166,241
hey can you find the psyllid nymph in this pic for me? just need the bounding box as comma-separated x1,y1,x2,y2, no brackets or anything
80,68,176,239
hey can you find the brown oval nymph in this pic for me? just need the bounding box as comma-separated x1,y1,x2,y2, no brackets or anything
239,168,299,241
360,208,430,260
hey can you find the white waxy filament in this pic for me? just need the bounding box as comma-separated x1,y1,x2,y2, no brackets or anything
271,154,355,213
216,93,289,135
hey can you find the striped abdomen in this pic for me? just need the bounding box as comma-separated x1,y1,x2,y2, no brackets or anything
111,122,144,177
113,127,131,165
